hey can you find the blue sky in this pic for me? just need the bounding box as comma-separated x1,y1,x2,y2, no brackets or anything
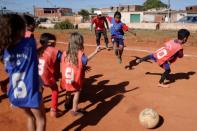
1,0,197,13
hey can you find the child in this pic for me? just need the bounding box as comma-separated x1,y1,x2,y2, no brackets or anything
107,11,130,64
61,32,100,116
0,14,46,131
0,14,36,95
23,14,36,38
136,29,190,88
38,33,62,117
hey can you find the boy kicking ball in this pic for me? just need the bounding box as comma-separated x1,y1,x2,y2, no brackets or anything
136,29,190,88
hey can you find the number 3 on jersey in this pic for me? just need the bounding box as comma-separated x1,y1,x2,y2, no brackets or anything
156,47,168,60
39,59,45,76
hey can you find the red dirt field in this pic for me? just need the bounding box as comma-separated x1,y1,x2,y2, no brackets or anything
0,29,197,131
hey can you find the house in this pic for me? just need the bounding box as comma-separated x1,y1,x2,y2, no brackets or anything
34,7,73,18
143,10,186,23
94,5,144,23
186,5,197,16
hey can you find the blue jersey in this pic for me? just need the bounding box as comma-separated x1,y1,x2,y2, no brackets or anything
110,18,124,39
3,38,41,108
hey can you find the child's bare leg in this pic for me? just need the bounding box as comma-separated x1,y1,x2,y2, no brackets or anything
31,100,46,131
158,63,171,88
117,45,124,64
23,108,36,131
113,42,119,57
119,45,124,57
72,91,80,112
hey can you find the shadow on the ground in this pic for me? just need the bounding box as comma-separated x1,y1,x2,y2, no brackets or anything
145,71,196,84
62,74,139,131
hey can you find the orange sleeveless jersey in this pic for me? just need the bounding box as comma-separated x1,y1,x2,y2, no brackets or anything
153,40,183,65
38,47,59,85
61,51,84,92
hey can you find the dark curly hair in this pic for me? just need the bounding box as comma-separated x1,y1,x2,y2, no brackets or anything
114,11,121,18
178,29,190,41
37,33,56,57
0,13,26,56
23,14,36,32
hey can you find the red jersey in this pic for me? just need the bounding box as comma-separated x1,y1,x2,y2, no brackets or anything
38,47,59,85
92,16,107,31
61,51,84,92
153,40,183,65
107,16,129,31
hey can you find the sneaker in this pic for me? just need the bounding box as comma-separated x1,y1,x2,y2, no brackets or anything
136,59,141,64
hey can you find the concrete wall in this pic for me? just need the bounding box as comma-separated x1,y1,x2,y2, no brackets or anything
143,14,155,23
78,23,91,29
127,23,159,30
76,22,197,32
160,23,197,31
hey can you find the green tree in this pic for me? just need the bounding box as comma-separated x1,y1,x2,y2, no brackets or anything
78,9,90,22
143,0,167,10
90,8,98,14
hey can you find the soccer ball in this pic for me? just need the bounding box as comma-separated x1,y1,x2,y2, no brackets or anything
139,108,160,129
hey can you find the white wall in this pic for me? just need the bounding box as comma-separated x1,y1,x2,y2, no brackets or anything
160,23,197,32
127,23,158,30
143,14,155,22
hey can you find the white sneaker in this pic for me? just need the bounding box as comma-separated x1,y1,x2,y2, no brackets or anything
136,59,141,64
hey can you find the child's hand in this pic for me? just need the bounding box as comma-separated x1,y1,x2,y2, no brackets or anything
95,46,101,53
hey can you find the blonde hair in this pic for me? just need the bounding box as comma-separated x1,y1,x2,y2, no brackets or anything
66,32,84,65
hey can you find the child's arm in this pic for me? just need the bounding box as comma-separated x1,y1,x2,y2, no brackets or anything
104,17,109,30
122,24,136,36
87,47,100,61
90,17,95,31
169,49,183,63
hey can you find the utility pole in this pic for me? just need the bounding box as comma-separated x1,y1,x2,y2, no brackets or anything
167,0,171,23
33,0,36,17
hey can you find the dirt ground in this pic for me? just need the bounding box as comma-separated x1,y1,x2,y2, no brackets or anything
0,29,197,131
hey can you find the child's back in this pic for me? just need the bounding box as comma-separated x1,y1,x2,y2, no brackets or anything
39,46,59,86
4,37,41,108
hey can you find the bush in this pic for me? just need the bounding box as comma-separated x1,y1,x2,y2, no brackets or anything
54,20,74,29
